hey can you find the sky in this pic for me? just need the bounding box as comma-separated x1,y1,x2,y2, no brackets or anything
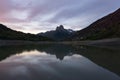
0,0,120,34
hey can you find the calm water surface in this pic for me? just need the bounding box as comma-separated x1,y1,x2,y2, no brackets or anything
0,44,120,80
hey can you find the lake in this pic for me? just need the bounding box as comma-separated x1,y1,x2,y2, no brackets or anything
0,44,120,80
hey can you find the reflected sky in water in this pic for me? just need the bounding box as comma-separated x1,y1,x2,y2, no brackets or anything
0,48,120,80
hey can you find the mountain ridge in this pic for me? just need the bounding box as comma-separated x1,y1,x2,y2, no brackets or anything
0,24,51,41
71,8,120,40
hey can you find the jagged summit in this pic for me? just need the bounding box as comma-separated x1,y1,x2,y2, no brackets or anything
56,25,65,31
38,25,75,41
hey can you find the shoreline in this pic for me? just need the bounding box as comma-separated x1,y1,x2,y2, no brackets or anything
0,38,120,47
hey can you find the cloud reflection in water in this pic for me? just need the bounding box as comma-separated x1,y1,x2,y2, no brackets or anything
0,49,119,80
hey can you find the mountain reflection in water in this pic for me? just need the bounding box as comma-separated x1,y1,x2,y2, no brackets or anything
0,44,120,80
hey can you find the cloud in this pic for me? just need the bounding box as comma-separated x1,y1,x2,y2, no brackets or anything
0,0,120,34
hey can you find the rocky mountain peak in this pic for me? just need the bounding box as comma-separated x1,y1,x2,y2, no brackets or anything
56,25,65,31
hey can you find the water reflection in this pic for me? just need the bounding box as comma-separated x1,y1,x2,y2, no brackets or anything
74,45,120,76
0,44,120,80
0,44,73,61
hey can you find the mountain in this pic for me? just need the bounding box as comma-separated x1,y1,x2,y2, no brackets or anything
0,24,51,41
71,8,120,40
38,25,75,41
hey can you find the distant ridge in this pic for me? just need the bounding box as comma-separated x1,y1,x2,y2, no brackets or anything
71,8,120,40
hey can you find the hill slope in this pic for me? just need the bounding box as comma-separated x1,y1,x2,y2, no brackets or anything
0,24,51,41
71,8,120,40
